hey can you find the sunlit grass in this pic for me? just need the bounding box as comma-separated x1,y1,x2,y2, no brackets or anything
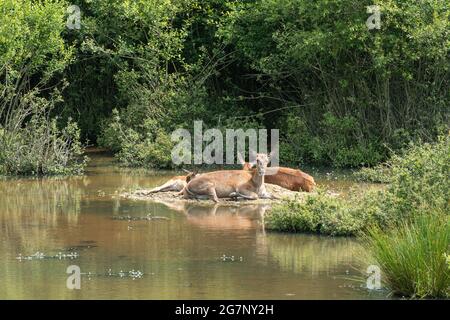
362,213,449,298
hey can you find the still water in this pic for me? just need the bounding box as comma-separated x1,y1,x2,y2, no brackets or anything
0,151,386,299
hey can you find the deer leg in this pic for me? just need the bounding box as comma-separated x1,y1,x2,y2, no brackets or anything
234,189,259,200
206,187,219,203
149,180,184,193
229,192,243,200
259,190,278,199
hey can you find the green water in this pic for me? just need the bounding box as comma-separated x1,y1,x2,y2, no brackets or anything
0,152,386,299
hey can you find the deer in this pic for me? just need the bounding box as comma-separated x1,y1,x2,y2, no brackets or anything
182,153,273,202
242,164,316,192
236,152,316,192
265,167,316,192
149,156,315,194
147,169,197,193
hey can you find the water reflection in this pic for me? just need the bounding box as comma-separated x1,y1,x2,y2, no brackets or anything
0,153,382,299
263,234,360,275
0,177,85,250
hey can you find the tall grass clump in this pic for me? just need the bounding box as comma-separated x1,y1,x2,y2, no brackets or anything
362,213,449,298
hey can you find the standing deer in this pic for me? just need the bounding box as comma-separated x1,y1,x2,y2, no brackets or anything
182,153,272,202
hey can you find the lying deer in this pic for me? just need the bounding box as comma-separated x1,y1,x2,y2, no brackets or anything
182,153,272,202
243,164,316,192
149,157,315,194
147,170,197,193
265,167,316,192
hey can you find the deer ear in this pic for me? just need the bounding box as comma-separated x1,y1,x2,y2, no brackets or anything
269,149,278,164
249,149,257,165
243,162,254,170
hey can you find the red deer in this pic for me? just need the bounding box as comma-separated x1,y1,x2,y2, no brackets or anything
264,167,316,192
149,158,315,194
182,153,272,202
148,170,196,193
239,160,315,192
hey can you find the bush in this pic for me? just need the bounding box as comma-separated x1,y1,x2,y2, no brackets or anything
116,126,175,169
0,118,86,176
362,213,449,298
266,134,450,235
266,189,366,236
0,0,86,176
354,165,392,183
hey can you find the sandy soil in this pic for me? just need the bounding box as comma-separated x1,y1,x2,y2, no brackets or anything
121,184,308,205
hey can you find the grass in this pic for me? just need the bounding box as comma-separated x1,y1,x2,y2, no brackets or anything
362,213,449,298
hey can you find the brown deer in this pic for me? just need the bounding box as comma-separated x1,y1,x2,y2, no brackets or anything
149,157,315,194
237,153,316,192
264,167,316,192
148,170,197,193
182,153,272,202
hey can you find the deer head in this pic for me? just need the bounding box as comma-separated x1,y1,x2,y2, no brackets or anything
249,152,269,176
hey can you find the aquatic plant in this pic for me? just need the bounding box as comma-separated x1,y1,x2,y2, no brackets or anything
362,213,449,298
220,254,244,263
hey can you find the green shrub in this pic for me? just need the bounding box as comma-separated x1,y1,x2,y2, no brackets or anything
0,118,86,176
266,189,365,236
116,126,175,169
267,134,450,235
0,0,86,176
362,213,449,298
354,165,392,183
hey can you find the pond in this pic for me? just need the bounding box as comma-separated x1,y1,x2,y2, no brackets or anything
0,150,387,299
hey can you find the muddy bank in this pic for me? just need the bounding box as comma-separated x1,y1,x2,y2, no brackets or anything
121,184,309,205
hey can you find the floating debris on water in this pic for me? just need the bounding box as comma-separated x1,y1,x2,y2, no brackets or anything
82,269,145,280
16,251,79,261
64,242,98,251
220,254,244,262
65,244,97,251
111,214,170,221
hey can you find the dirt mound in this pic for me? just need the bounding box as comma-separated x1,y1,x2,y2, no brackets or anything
121,184,307,205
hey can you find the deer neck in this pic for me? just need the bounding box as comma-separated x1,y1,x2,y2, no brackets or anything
252,171,265,192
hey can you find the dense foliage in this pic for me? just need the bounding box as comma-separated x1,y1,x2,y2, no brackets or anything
67,0,449,168
0,0,85,175
1,0,449,173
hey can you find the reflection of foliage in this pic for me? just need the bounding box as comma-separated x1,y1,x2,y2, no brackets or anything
265,234,361,275
0,177,85,249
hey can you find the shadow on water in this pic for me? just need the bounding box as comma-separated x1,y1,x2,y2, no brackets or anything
0,151,387,299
